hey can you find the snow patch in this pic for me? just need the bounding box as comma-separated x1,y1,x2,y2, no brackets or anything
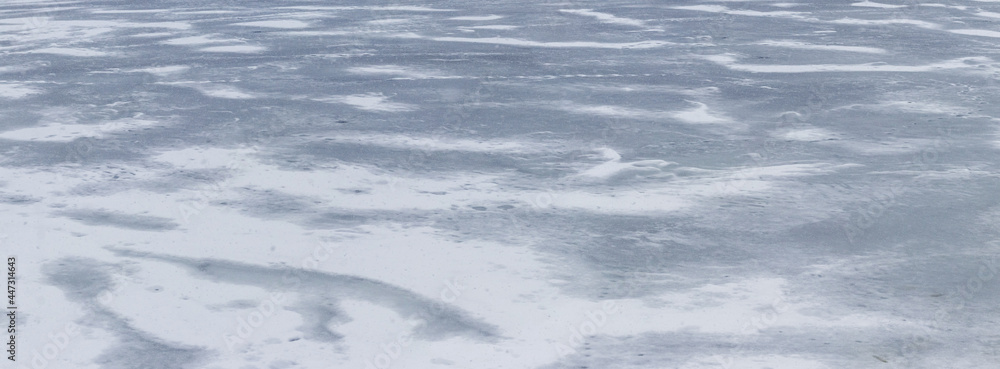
576,148,676,181
193,85,256,99
672,101,732,124
314,93,416,112
560,9,646,27
0,118,159,142
776,127,839,141
0,83,42,99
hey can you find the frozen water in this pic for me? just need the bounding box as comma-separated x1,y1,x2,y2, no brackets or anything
3,1,1000,369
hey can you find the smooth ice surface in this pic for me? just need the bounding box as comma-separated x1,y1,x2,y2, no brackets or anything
3,1,1000,369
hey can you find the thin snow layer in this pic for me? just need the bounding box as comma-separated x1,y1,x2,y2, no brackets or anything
975,11,1000,19
144,146,850,216
154,82,257,99
231,20,311,29
575,148,677,180
671,4,941,29
671,5,809,19
275,5,456,12
346,65,458,79
127,65,190,76
826,17,941,29
162,35,241,45
672,102,733,124
130,32,177,38
832,100,977,116
705,54,994,73
680,354,830,369
851,1,907,8
310,131,550,154
7,2,1000,369
194,85,256,99
0,18,190,45
0,83,42,98
0,118,159,142
12,162,889,367
199,45,267,53
555,101,734,126
410,35,671,49
25,47,107,56
776,127,840,142
465,25,519,30
448,15,504,21
949,29,1000,38
752,40,887,54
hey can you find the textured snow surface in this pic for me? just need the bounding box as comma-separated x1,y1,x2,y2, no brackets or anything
3,1,1000,369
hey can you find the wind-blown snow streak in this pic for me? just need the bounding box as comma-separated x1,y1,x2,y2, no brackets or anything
555,101,734,125
276,5,456,12
449,15,504,21
346,65,459,79
414,35,671,49
950,29,1000,38
0,118,160,142
231,20,311,29
705,54,994,73
851,1,906,8
752,40,887,54
560,9,646,27
671,5,809,19
312,131,549,154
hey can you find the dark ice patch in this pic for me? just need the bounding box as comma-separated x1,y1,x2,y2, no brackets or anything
56,209,179,231
69,168,229,196
218,299,260,309
109,247,500,343
42,258,208,369
43,258,116,301
224,188,319,218
95,340,206,369
285,297,347,343
0,193,40,204
304,211,371,228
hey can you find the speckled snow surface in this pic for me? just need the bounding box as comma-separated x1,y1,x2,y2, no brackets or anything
3,1,1000,369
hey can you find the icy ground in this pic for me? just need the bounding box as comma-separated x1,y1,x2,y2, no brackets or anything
3,0,1000,368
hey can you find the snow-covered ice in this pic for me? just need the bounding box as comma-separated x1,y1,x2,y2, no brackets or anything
3,1,1000,369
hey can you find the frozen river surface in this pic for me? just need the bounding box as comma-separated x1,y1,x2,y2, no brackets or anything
3,1,1000,368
